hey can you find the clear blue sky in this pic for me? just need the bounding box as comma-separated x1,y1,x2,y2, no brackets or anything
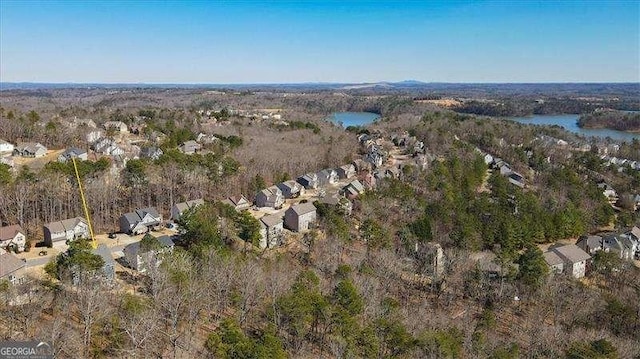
1,0,638,83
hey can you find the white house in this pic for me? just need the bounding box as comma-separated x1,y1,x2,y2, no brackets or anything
0,139,14,154
58,147,89,163
255,186,284,209
0,224,26,251
103,121,129,133
43,217,89,247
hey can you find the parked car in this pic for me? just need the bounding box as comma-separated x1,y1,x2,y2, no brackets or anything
38,250,47,256
108,232,117,239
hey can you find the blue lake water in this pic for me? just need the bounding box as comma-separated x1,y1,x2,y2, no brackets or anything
507,114,639,142
330,112,380,127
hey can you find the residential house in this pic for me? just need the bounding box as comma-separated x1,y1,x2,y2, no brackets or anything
140,146,163,160
0,139,14,154
630,226,640,242
597,182,618,203
543,251,564,274
92,244,116,281
178,140,202,154
0,224,26,251
14,142,47,158
601,233,635,260
58,147,88,163
119,207,162,235
44,217,89,247
352,159,372,173
317,194,353,216
255,186,284,209
93,138,124,156
546,244,591,279
576,235,604,255
297,173,319,190
362,172,377,190
284,203,317,232
103,121,129,133
71,118,97,128
86,130,103,144
364,151,384,168
276,180,304,199
341,180,365,199
221,195,251,211
259,214,284,249
0,252,26,284
123,235,174,272
385,166,401,179
507,172,525,188
317,169,338,187
196,133,219,144
335,164,356,180
170,199,205,220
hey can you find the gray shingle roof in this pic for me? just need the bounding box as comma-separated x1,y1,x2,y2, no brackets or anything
0,253,25,278
543,251,564,266
289,203,316,216
260,214,283,227
0,225,24,241
93,244,115,266
552,244,591,264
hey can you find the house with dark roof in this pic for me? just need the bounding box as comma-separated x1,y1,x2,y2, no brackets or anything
259,214,284,249
544,244,591,278
43,217,89,247
123,235,174,272
297,173,319,189
58,147,88,163
336,164,356,180
0,224,26,251
170,199,205,220
119,207,162,235
0,252,26,284
276,180,304,199
222,195,251,211
255,186,284,209
284,203,317,232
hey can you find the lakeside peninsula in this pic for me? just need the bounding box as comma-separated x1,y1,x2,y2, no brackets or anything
578,110,640,133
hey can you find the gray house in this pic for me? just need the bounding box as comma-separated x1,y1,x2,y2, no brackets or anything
255,186,284,209
93,244,116,281
178,140,202,154
277,180,304,199
336,164,356,179
576,235,604,255
58,147,88,163
341,180,365,199
0,252,26,284
123,235,174,272
284,203,317,232
317,169,338,187
317,194,353,216
543,251,564,274
44,217,89,247
170,199,205,220
14,142,47,158
259,214,284,249
297,173,319,189
119,207,162,235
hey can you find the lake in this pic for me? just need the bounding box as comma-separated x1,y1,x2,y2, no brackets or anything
329,112,380,127
507,114,639,142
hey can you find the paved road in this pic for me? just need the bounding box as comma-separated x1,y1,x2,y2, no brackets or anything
26,243,127,268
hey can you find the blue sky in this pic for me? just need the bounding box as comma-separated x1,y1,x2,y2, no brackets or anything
1,1,638,83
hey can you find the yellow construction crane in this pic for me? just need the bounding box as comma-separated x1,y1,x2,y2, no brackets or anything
72,157,96,248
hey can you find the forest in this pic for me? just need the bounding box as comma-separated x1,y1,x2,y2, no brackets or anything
578,110,640,132
0,88,639,358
